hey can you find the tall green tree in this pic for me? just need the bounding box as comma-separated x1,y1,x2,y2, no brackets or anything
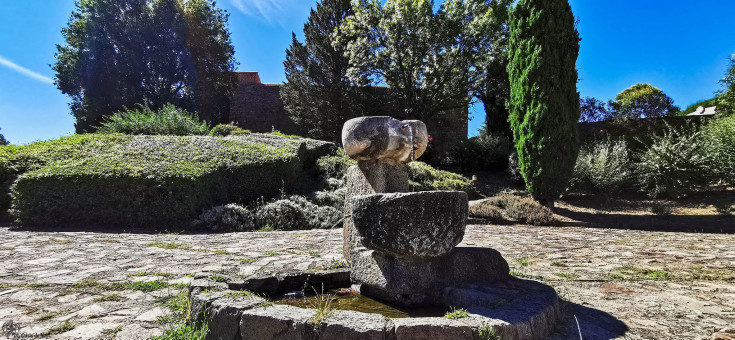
338,0,477,121
177,0,238,123
611,83,678,119
0,128,7,146
53,0,236,132
472,0,513,137
507,0,581,207
281,0,362,142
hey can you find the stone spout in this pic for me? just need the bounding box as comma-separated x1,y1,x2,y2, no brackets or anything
342,116,428,165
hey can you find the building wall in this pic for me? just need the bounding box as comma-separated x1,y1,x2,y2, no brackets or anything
229,72,468,157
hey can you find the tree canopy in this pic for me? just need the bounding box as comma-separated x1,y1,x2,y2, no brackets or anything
507,0,581,207
611,83,679,119
336,0,500,122
53,0,236,133
579,97,613,122
281,0,362,142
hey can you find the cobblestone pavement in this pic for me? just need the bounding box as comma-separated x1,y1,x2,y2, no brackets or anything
0,223,733,339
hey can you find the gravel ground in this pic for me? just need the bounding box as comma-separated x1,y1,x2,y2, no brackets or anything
0,223,733,339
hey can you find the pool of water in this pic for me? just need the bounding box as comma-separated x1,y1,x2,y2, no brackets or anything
274,291,447,319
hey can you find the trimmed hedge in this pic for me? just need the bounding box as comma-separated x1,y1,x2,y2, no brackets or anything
408,161,479,199
4,133,335,228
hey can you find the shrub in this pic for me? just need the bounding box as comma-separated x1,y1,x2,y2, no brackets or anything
408,162,479,198
469,193,555,226
634,125,711,198
468,202,507,224
445,133,513,171
650,202,672,216
312,188,346,209
8,134,308,228
211,124,250,136
569,138,632,196
97,104,210,136
255,195,342,231
316,149,355,180
700,114,735,184
199,204,256,232
507,152,522,182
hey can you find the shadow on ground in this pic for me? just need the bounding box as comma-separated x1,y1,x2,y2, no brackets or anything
549,301,629,340
554,207,734,234
0,216,208,235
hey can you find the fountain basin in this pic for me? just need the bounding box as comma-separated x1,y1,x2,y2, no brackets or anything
350,191,468,258
189,270,561,340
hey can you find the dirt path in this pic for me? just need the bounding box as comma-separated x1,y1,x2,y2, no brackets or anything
0,224,733,339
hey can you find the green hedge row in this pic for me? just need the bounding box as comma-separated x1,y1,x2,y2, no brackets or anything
2,133,335,228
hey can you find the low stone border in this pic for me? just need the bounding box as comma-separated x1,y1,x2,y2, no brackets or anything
189,271,561,340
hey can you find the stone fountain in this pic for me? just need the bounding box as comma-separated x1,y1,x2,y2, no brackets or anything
341,116,510,306
188,116,562,340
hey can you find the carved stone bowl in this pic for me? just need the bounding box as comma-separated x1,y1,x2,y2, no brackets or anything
350,191,468,258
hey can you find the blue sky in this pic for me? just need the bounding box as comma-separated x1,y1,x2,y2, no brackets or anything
1,1,734,144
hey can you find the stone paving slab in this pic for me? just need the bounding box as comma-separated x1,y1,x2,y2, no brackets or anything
0,224,733,339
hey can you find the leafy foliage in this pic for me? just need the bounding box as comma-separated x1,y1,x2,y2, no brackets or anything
210,124,250,136
5,134,308,227
315,148,356,180
338,0,494,121
634,125,710,198
700,114,735,184
180,0,238,123
507,0,581,207
256,195,342,231
469,193,556,226
151,321,208,340
408,161,478,198
445,132,513,171
475,0,513,137
569,138,632,196
579,97,614,122
0,128,7,146
611,83,679,119
53,0,236,132
97,104,211,136
281,0,363,142
444,308,469,319
198,204,256,232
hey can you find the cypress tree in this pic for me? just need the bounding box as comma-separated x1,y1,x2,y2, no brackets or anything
507,0,581,207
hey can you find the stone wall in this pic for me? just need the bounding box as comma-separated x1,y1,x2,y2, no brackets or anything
228,72,468,157
228,72,299,134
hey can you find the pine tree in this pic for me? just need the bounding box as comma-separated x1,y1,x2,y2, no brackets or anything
281,0,362,142
507,0,581,207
